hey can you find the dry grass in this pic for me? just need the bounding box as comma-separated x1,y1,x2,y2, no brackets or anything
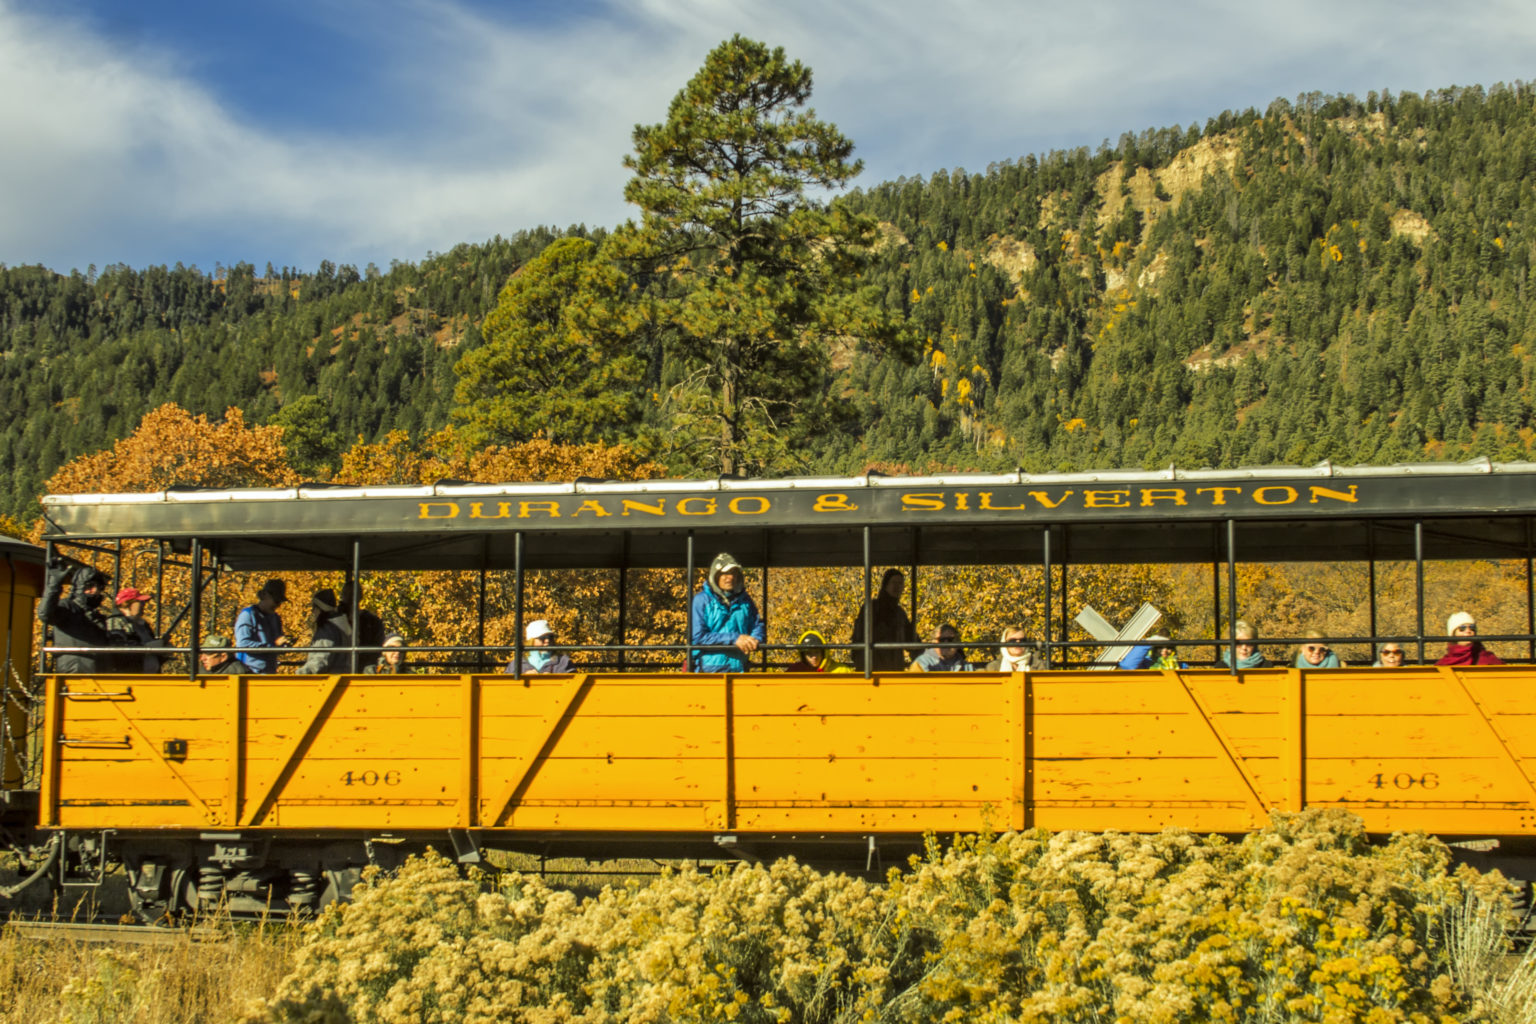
0,910,301,1024
1447,892,1536,1023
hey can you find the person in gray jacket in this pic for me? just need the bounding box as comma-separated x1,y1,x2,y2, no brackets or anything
910,624,974,672
508,619,574,674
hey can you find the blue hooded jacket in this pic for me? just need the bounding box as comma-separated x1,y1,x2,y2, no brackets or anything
690,552,766,672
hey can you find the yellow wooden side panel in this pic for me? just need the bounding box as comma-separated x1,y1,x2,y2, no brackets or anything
43,667,1536,837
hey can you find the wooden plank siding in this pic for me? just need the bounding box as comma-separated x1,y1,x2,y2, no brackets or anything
43,667,1536,837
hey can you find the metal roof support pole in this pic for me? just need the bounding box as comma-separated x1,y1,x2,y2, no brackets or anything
1058,528,1069,667
1367,521,1378,651
513,532,525,680
1042,528,1053,671
1414,521,1426,665
1210,523,1221,664
908,529,919,649
348,539,361,674
189,539,203,682
154,542,165,635
38,541,53,678
476,536,488,672
862,525,873,678
112,538,122,591
617,535,629,672
1526,518,1534,662
1226,519,1238,676
685,532,695,673
760,532,770,671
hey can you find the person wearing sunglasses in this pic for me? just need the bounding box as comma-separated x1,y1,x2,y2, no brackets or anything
1436,612,1504,666
510,619,574,674
1373,644,1409,667
1293,632,1344,668
910,624,974,672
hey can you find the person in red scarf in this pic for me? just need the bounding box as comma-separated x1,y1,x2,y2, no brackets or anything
1436,612,1504,666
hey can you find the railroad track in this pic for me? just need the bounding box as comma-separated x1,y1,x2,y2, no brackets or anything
4,919,229,946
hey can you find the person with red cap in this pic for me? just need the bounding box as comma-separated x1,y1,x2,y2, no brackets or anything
107,585,162,672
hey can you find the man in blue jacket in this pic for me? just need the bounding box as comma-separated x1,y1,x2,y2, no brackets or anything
691,552,766,672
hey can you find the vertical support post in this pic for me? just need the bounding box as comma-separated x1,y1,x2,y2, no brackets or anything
348,538,361,674
227,675,246,826
1281,669,1306,810
908,525,919,653
513,532,525,679
189,539,203,681
1414,521,1426,665
112,538,122,591
1367,521,1378,653
460,675,479,826
1226,519,1238,676
1057,526,1069,666
1042,528,1053,671
39,540,54,677
476,536,488,672
1210,522,1222,663
862,526,873,678
154,541,165,636
617,534,629,672
760,532,770,671
685,532,696,672
1526,519,1534,662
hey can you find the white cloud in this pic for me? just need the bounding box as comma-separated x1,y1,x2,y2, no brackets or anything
2,0,1533,272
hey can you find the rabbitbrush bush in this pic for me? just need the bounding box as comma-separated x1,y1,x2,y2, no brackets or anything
251,810,1515,1024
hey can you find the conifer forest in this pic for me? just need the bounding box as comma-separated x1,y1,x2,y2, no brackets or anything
3,52,1534,523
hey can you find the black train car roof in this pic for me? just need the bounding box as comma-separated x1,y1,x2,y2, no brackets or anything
39,459,1536,572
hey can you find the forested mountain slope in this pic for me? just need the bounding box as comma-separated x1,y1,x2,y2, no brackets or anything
3,82,1534,520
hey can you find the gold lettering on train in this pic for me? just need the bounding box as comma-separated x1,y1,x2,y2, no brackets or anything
517,501,562,519
955,493,970,511
469,502,513,519
1195,486,1242,505
813,493,859,512
1309,485,1359,504
1027,490,1074,509
1253,486,1299,506
902,493,946,511
1084,489,1131,508
620,498,666,517
1139,488,1188,507
677,497,717,515
571,500,612,518
978,492,1027,511
728,496,770,515
418,502,459,519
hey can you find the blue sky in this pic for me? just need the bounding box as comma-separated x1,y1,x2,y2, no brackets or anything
3,0,1533,275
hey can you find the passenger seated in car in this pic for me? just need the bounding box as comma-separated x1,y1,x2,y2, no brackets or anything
1219,620,1273,669
987,626,1041,672
910,625,974,672
1294,632,1344,668
1372,643,1408,667
197,634,251,676
1118,634,1187,670
786,630,854,673
364,633,414,675
510,619,574,674
1437,612,1504,666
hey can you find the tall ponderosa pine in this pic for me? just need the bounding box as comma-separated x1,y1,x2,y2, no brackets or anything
613,35,910,475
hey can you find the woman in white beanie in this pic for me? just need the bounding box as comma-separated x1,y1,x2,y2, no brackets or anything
1436,612,1503,666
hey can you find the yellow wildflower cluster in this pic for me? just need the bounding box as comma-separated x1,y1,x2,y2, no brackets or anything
251,811,1507,1024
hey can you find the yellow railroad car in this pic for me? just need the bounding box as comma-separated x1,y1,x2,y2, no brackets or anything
14,462,1536,918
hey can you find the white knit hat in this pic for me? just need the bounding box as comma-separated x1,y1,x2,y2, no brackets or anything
1446,611,1475,635
525,619,554,641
